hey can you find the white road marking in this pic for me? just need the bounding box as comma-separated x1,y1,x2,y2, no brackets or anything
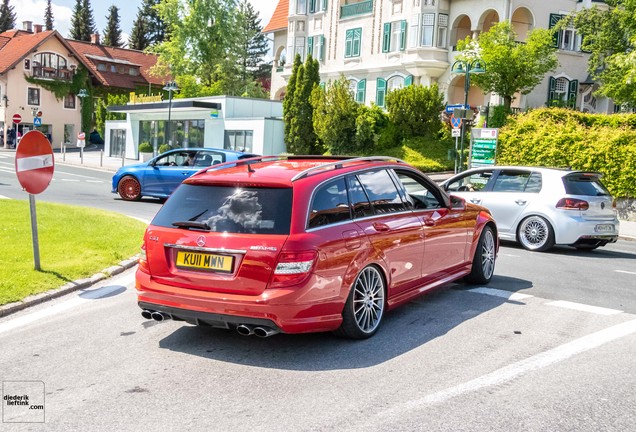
377,319,636,413
86,180,104,183
615,270,636,275
0,272,135,336
0,168,15,173
468,287,533,301
546,300,622,316
52,170,96,179
500,253,520,258
60,179,80,182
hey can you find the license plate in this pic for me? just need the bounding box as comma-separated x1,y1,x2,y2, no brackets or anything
594,224,614,233
176,251,234,272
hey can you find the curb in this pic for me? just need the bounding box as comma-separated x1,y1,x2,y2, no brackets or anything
0,257,139,319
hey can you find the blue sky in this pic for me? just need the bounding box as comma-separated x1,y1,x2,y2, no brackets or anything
13,0,277,44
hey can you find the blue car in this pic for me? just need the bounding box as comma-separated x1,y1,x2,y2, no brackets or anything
112,148,258,201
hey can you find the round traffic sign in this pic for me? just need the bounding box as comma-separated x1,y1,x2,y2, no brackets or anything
450,114,462,129
15,130,54,195
78,132,85,140
12,113,22,124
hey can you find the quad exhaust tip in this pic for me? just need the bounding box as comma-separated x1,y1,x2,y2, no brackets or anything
141,310,171,322
236,324,279,337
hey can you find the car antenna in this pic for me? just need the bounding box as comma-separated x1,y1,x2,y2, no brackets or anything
247,162,255,173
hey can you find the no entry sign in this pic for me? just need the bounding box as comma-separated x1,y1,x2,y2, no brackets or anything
12,113,22,124
15,130,55,194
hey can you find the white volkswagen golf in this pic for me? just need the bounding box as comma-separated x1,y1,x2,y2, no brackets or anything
442,166,620,251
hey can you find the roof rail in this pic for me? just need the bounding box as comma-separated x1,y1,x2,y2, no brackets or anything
290,156,407,181
202,155,285,174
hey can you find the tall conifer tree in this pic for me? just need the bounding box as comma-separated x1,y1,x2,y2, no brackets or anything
0,0,17,33
103,5,123,47
44,0,54,31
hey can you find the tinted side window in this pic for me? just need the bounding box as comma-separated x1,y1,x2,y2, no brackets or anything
563,175,611,196
348,176,373,218
492,171,531,192
194,152,224,167
357,170,407,214
152,185,292,234
155,151,192,167
525,172,542,192
308,179,351,229
395,171,442,209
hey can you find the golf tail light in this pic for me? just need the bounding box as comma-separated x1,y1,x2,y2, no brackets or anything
556,198,589,210
269,251,317,288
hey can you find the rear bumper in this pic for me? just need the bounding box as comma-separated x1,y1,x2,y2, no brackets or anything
552,215,620,246
136,269,344,334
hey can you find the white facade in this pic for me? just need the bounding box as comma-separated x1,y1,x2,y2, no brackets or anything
269,0,614,113
105,96,285,160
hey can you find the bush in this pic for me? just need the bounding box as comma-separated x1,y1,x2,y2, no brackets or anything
497,108,636,198
158,144,171,154
488,105,512,128
385,84,445,139
138,142,153,153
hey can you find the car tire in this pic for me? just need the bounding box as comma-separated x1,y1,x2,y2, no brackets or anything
334,266,386,339
118,175,142,201
517,215,554,252
465,225,496,284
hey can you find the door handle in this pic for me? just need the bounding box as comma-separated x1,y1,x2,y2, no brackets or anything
470,199,482,204
515,199,527,205
422,218,435,227
372,222,390,232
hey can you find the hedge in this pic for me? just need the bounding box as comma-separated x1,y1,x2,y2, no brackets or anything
497,108,636,198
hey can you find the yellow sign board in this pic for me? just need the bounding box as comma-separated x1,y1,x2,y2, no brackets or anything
129,92,163,104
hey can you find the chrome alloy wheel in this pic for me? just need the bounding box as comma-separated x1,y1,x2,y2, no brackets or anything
518,215,553,251
480,228,496,279
352,266,385,334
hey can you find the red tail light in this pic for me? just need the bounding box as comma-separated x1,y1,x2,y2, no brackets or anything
138,243,150,273
556,198,589,210
269,251,317,288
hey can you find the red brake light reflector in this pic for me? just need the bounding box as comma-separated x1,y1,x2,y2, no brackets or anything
556,198,589,210
269,251,317,288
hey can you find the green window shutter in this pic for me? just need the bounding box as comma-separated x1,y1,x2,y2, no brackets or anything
309,0,316,13
405,75,413,86
319,35,325,61
308,36,314,57
568,79,579,108
547,76,557,106
345,29,353,57
356,79,366,103
353,28,361,57
382,23,391,53
549,13,563,48
376,78,387,107
400,20,407,51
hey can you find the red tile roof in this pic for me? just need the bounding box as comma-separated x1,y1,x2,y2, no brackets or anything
0,29,61,74
66,40,166,90
263,0,289,33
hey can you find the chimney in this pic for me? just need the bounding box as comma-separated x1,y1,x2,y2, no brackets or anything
34,24,43,34
90,33,100,45
22,21,33,33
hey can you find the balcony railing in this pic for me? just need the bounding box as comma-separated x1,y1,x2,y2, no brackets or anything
340,0,373,19
32,66,73,81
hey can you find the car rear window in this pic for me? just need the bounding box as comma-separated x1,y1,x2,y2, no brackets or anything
563,175,611,197
152,184,293,234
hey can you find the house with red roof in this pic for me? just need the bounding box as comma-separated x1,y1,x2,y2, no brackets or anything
0,21,164,150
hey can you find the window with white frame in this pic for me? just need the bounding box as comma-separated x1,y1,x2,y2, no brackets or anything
24,59,31,70
421,13,434,46
383,21,406,52
437,14,448,48
64,93,76,109
296,21,305,32
549,13,580,52
387,76,405,92
224,130,254,153
408,15,419,48
296,0,307,14
308,35,325,60
295,36,306,60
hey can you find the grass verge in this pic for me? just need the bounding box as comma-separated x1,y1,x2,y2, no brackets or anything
0,200,147,306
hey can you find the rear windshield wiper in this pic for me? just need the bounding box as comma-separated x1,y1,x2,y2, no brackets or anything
172,221,210,230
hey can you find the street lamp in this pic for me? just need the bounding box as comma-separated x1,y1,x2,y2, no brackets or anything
77,88,89,164
451,59,485,171
163,81,179,155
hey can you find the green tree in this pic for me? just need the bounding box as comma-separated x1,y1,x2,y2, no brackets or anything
457,21,558,110
129,9,150,50
103,5,123,47
152,0,240,93
235,0,269,82
385,84,445,139
283,54,303,152
69,0,97,41
44,0,54,31
0,0,16,33
311,76,359,155
569,1,636,107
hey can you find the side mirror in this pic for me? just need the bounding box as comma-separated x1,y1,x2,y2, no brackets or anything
450,195,465,209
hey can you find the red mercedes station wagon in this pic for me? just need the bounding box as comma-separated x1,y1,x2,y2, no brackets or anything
137,156,498,339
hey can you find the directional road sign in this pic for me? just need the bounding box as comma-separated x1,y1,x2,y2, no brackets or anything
445,103,470,113
15,130,55,195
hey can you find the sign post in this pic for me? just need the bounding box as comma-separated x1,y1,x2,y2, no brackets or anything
14,131,55,271
77,131,86,164
12,113,21,149
450,115,462,173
